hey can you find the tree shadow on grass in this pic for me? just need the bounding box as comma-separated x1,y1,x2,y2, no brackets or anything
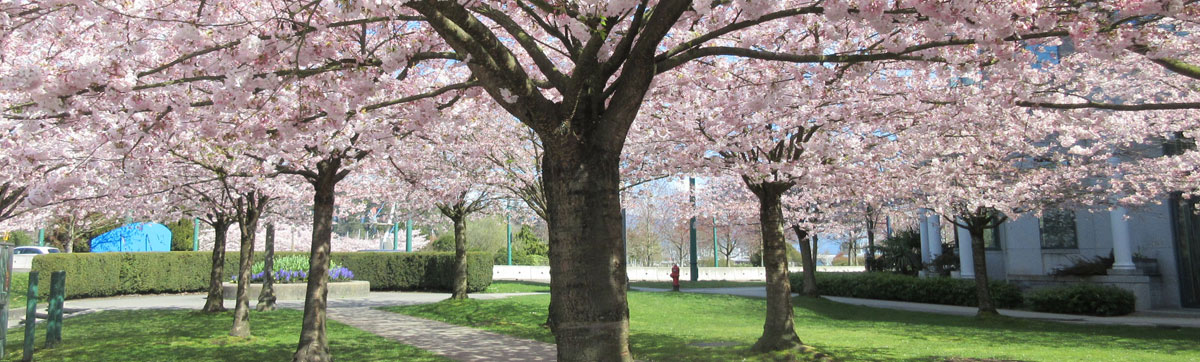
4,309,445,362
485,281,552,293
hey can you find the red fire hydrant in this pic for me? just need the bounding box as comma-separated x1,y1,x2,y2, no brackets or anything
670,264,681,291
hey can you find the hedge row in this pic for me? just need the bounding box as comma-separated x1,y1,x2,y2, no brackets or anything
1027,284,1136,316
31,251,492,299
790,272,1024,308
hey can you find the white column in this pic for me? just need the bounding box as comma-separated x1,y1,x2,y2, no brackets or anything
1110,207,1136,272
919,210,931,265
929,216,943,259
957,219,974,278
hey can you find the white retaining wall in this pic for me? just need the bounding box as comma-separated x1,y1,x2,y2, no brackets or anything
493,265,864,282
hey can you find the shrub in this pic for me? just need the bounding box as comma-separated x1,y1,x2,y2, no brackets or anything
31,251,492,299
1051,253,1114,277
869,229,922,275
1027,284,1136,316
165,218,196,251
790,272,1024,308
3,230,37,246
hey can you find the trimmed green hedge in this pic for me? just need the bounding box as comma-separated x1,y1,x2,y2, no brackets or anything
31,251,492,299
790,272,1024,308
1027,284,1136,316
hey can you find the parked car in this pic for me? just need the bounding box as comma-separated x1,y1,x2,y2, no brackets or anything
14,246,60,255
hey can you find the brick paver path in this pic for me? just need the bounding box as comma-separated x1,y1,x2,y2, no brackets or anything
327,307,557,361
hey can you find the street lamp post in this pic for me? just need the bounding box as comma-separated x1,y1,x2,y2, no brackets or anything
689,177,698,282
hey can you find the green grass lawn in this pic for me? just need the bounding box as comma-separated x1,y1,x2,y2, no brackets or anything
630,280,766,289
3,309,448,361
8,272,27,308
484,281,551,293
384,292,1200,361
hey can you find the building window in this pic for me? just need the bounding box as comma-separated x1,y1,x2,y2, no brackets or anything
984,227,1001,250
1040,209,1078,249
954,225,1002,250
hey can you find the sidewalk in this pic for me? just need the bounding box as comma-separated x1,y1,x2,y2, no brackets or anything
633,286,1200,329
329,307,556,361
824,295,1200,329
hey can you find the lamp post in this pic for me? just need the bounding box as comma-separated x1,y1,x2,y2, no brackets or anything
689,177,698,282
506,213,513,266
392,222,399,250
405,219,413,252
193,218,200,251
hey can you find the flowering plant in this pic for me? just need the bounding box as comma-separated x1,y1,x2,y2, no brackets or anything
231,256,355,284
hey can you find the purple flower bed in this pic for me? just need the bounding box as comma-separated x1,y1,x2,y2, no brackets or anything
232,266,355,284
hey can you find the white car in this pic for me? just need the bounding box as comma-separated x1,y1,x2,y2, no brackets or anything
13,246,60,255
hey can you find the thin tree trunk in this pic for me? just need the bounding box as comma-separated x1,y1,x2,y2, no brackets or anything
792,225,818,297
866,222,876,271
66,219,74,253
968,226,997,315
542,140,631,362
294,160,339,362
811,234,819,269
258,222,277,312
748,181,802,353
202,220,230,313
450,213,469,300
230,198,263,338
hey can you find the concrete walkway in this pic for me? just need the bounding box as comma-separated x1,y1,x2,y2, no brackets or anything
328,307,556,361
824,295,1200,329
6,291,555,361
634,286,1200,329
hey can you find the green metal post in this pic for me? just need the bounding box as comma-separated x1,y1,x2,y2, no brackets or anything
37,229,44,247
22,271,38,361
392,223,399,250
193,218,200,251
689,177,698,282
713,217,719,267
1,243,12,357
46,271,64,348
405,219,413,252
506,214,512,265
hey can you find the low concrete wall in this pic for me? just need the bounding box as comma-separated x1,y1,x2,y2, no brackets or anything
493,265,864,282
1007,274,1163,311
222,280,370,300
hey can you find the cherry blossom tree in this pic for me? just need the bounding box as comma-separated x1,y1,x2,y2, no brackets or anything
6,1,1200,360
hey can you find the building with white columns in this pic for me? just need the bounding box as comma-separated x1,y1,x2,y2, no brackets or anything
916,199,1200,311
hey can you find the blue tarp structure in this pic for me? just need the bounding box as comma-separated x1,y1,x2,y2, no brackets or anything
90,222,172,252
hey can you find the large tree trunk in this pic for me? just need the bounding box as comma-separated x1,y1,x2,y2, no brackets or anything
202,220,230,313
294,159,339,362
450,213,469,300
542,137,631,362
747,181,802,353
231,194,266,338
968,225,997,316
258,222,277,312
792,225,818,297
